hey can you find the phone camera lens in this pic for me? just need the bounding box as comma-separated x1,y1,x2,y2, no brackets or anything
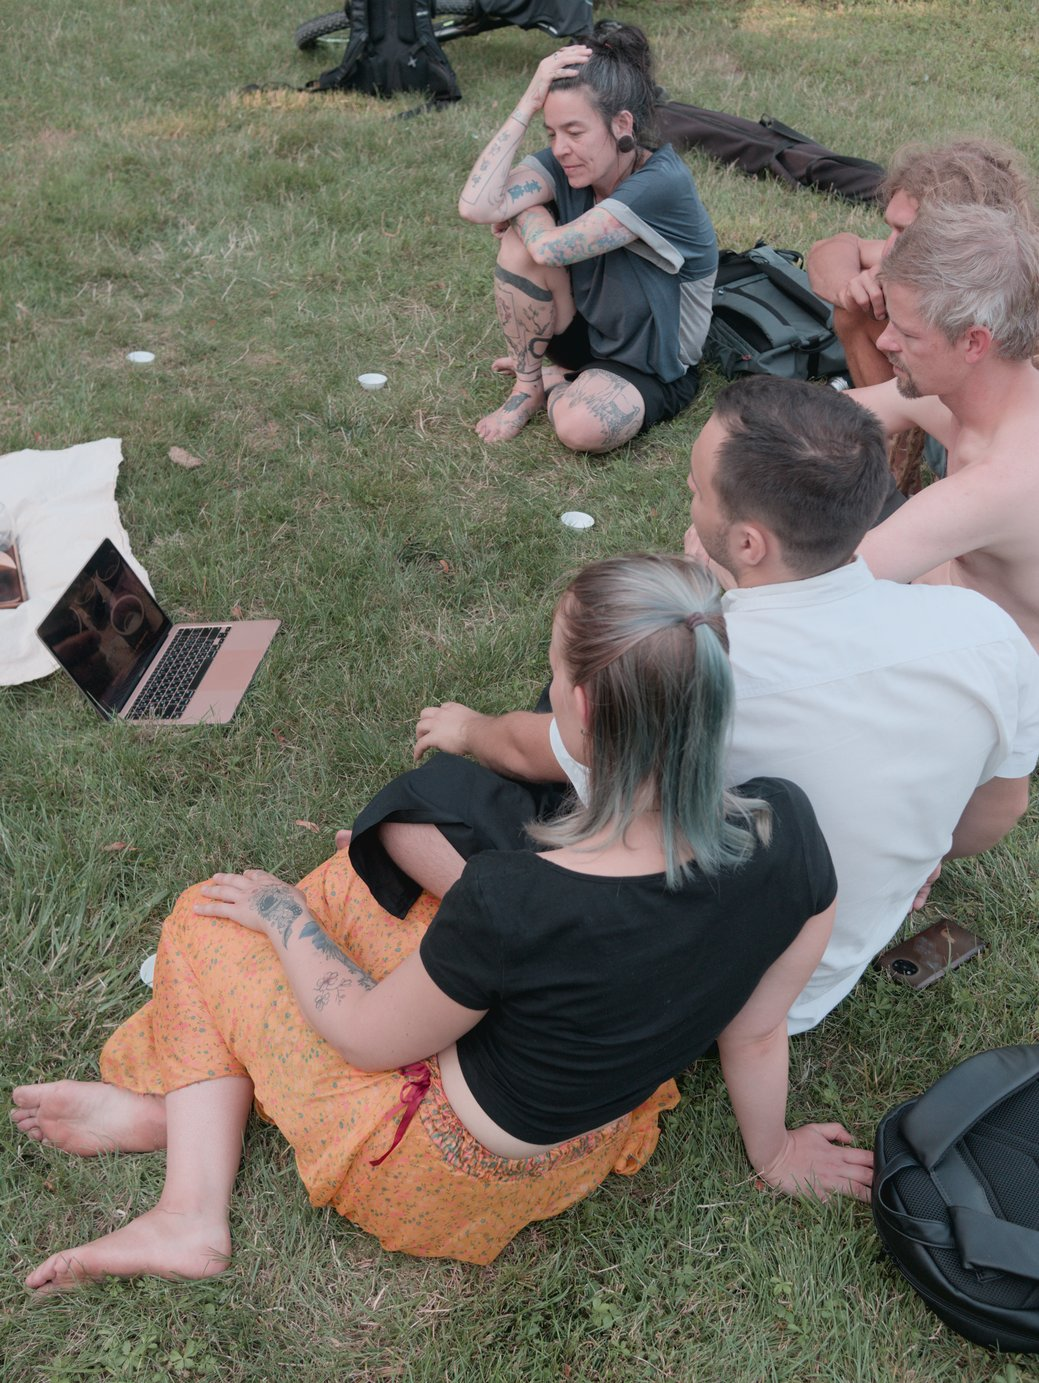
891,959,919,976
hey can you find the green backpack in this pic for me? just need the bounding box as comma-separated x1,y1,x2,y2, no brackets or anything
704,242,848,382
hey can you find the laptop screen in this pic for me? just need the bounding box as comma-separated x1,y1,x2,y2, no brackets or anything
37,539,171,716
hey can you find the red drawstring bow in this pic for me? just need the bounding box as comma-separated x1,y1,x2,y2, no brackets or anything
368,1061,432,1167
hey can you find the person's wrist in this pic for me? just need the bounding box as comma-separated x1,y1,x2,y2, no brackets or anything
753,1130,794,1182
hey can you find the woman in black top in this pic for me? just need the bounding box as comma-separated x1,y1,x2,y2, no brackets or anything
13,555,871,1289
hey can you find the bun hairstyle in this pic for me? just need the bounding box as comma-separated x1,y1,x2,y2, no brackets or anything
529,553,770,887
550,21,659,148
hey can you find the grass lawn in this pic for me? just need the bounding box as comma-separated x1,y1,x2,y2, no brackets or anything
2,0,1038,1378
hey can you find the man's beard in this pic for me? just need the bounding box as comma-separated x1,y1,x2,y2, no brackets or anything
889,358,921,399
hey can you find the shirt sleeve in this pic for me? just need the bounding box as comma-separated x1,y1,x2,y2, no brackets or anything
770,778,839,918
598,149,717,279
988,628,1039,779
418,857,505,1011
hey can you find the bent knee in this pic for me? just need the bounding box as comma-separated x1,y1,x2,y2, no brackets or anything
496,225,540,274
832,303,885,347
550,381,644,454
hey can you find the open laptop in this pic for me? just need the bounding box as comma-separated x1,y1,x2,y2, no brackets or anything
37,538,279,724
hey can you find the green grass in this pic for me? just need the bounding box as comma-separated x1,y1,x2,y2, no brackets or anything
2,1,1039,1378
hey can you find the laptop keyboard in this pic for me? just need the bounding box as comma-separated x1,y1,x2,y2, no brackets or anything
125,626,229,720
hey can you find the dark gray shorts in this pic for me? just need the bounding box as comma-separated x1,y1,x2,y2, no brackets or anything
546,312,701,433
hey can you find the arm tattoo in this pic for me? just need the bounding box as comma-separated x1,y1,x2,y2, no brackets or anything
313,971,354,1011
520,221,633,267
507,179,540,203
301,919,376,990
254,888,304,947
460,126,523,209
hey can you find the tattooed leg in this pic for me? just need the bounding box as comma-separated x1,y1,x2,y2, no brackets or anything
11,1080,167,1156
477,226,573,443
548,368,645,454
491,356,574,394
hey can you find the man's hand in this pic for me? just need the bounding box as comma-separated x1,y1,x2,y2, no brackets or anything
835,264,887,320
756,1123,874,1202
414,701,484,763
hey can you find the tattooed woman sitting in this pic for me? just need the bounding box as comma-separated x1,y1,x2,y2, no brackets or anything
12,555,871,1290
459,22,717,452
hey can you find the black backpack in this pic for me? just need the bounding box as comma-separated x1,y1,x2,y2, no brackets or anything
873,1045,1039,1353
654,102,885,204
704,244,847,382
306,0,461,104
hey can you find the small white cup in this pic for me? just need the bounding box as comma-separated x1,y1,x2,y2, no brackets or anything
560,510,595,530
358,372,388,391
127,350,155,364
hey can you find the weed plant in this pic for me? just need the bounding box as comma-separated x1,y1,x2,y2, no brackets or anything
2,1,1038,1379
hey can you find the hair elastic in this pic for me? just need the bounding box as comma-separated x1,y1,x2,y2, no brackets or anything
684,612,709,633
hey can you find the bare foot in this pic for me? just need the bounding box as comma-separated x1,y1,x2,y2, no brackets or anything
25,1205,230,1293
335,828,352,851
491,357,571,393
476,385,545,443
912,863,942,911
11,1080,166,1156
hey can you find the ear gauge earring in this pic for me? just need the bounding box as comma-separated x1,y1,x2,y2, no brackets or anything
616,134,636,153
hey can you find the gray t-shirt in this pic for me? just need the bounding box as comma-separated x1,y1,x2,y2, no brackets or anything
523,143,717,380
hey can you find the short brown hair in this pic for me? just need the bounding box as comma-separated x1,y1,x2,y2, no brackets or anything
882,138,1035,223
711,377,891,576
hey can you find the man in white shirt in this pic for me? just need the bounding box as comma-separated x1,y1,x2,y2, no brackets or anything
347,379,1039,1032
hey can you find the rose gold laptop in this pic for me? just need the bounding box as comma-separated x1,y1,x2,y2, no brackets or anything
37,538,279,724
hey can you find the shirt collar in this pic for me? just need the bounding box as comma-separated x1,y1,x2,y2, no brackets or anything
721,556,875,612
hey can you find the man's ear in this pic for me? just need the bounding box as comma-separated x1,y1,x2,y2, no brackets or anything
963,325,994,364
731,521,770,569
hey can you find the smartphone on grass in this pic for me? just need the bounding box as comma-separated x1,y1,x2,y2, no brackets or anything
874,917,987,991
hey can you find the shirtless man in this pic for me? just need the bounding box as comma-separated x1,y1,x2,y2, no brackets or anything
852,203,1039,651
807,138,1034,390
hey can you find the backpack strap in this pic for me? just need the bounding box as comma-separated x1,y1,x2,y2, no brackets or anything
900,1045,1039,1168
304,0,370,92
951,1206,1039,1279
745,249,834,327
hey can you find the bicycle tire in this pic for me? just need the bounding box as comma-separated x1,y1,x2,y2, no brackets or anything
295,1,477,50
295,11,349,50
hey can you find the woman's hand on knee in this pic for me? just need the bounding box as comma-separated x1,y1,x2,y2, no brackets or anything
195,871,310,941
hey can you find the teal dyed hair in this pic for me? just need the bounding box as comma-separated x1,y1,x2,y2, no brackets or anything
531,554,770,887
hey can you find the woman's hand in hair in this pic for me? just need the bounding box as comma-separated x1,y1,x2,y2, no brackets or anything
755,1122,874,1202
522,45,592,114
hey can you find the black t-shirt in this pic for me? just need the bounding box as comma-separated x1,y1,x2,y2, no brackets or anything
419,778,836,1143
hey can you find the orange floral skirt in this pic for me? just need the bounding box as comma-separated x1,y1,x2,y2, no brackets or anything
100,851,680,1265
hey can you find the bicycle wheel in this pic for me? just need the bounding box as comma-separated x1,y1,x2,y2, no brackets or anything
295,10,349,50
